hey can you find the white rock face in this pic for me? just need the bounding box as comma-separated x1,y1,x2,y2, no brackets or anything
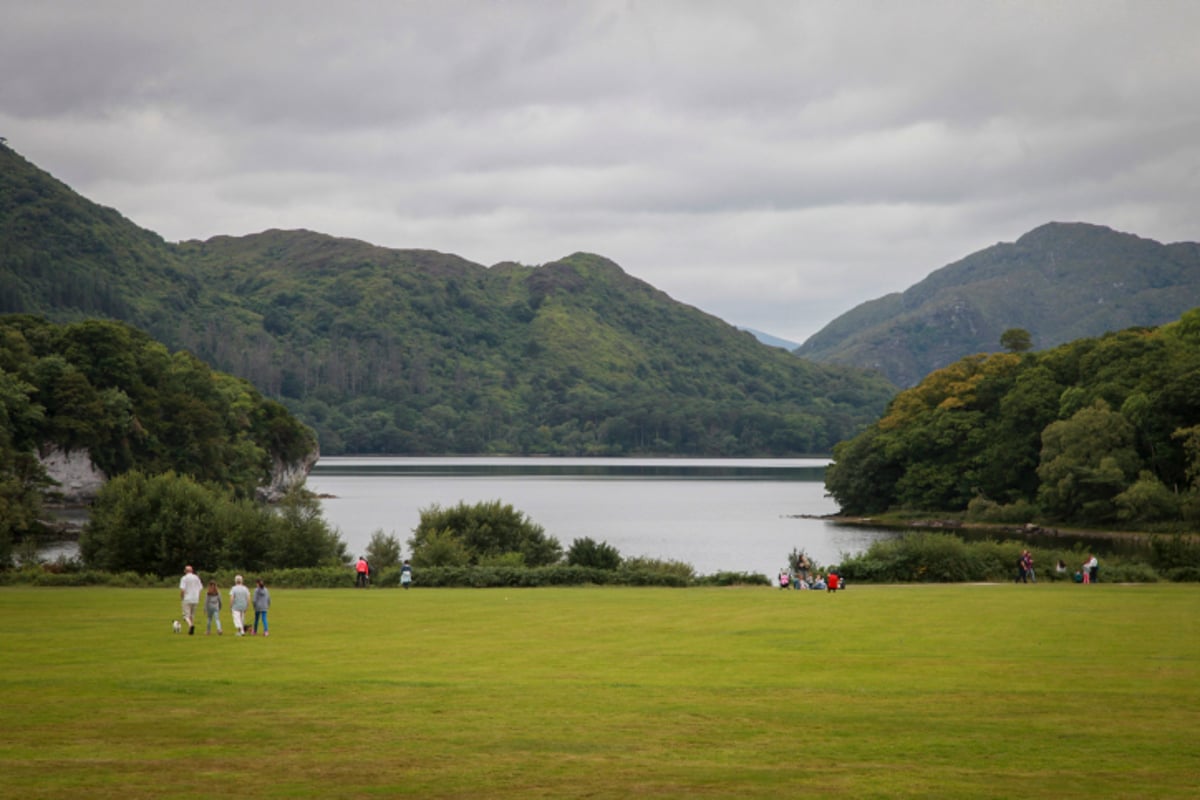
38,444,320,504
38,446,107,503
258,446,322,502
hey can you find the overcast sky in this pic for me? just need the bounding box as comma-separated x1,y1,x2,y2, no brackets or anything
3,1,1198,343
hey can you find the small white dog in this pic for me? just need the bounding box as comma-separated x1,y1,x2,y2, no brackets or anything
172,619,182,633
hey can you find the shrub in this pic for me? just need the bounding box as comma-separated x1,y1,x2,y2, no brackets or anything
1097,562,1159,583
1165,566,1200,582
1150,535,1200,572
411,528,471,568
695,571,771,586
364,530,403,570
566,537,622,570
619,556,695,581
409,500,562,566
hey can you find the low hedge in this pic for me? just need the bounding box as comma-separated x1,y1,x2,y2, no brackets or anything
834,531,1191,583
0,564,748,588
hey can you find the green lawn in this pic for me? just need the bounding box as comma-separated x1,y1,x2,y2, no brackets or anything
1,584,1197,798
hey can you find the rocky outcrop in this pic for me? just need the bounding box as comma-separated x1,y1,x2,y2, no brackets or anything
37,443,321,504
38,446,108,504
258,445,322,502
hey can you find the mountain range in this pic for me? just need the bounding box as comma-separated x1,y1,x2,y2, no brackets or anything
0,143,894,456
6,141,1196,453
796,222,1200,386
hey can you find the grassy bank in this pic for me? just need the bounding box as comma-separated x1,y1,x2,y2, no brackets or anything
2,585,1197,798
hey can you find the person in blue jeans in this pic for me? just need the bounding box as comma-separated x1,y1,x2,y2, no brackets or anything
253,579,271,636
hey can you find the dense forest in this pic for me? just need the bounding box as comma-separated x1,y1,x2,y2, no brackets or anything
826,310,1200,527
0,143,896,456
798,222,1200,387
0,315,317,566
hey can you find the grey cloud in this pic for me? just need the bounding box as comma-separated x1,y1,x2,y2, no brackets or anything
2,0,1198,343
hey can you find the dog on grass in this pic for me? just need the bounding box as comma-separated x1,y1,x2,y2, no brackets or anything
172,619,182,633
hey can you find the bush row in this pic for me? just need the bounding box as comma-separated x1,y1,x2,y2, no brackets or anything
835,531,1200,583
7,533,1197,587
0,563,768,589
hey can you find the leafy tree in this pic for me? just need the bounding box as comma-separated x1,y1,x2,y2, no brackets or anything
1036,400,1139,522
79,473,345,576
408,500,562,566
566,537,622,570
0,366,49,564
218,498,277,571
1000,328,1033,353
1115,471,1181,523
80,470,226,577
365,529,403,569
267,487,347,568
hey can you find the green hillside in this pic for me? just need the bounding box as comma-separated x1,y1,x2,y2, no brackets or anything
826,308,1200,528
0,143,895,456
797,222,1200,387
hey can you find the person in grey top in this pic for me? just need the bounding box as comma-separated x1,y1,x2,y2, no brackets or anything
229,575,251,636
252,579,271,637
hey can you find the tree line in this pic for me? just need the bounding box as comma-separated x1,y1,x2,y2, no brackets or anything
826,310,1200,528
0,315,317,568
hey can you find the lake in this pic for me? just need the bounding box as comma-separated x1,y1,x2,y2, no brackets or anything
307,457,899,578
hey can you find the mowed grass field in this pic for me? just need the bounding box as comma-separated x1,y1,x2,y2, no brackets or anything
1,583,1197,799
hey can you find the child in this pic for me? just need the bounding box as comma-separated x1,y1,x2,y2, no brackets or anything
253,579,271,636
204,580,223,635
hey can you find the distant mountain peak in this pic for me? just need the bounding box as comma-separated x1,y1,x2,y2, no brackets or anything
797,222,1200,387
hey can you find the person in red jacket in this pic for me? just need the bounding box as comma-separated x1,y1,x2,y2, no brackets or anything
827,572,840,592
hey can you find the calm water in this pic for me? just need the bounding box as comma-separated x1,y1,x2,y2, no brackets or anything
307,457,898,578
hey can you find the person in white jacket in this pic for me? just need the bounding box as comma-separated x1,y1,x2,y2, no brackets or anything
178,565,203,636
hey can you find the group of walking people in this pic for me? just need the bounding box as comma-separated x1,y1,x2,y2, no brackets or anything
179,565,271,637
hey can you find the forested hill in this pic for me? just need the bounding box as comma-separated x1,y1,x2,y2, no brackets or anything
796,222,1200,387
825,308,1200,530
0,142,896,456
